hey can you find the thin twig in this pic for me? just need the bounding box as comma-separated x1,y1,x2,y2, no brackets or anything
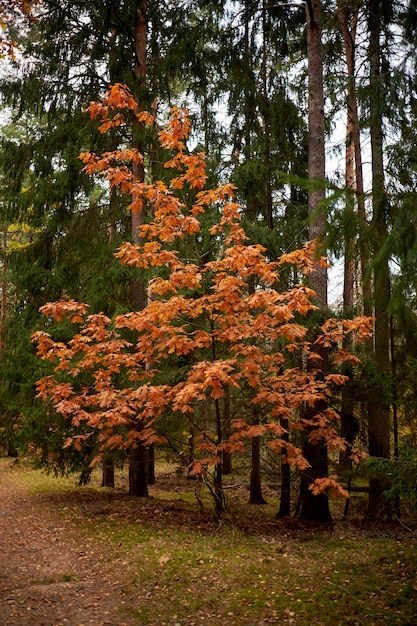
328,581,356,600
226,2,305,31
394,514,416,537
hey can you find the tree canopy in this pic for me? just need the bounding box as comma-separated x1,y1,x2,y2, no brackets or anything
1,0,417,522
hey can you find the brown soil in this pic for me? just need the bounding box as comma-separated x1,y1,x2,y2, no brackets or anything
0,459,143,626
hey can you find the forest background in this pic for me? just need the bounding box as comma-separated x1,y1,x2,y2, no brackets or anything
0,0,417,525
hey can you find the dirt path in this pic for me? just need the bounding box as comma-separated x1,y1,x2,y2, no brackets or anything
0,460,136,626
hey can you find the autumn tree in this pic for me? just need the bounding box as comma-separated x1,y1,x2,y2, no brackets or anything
32,87,371,519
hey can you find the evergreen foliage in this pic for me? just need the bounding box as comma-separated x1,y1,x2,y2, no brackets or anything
0,0,417,521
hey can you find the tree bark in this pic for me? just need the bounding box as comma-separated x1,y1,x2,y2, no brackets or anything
249,409,267,505
101,457,115,488
222,385,233,475
299,0,331,523
337,1,360,476
367,0,391,518
261,0,274,231
305,0,327,308
128,0,149,497
0,230,7,355
276,416,291,517
129,444,148,497
213,398,225,518
147,445,156,485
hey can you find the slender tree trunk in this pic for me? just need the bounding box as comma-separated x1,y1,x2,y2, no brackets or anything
249,409,267,504
128,0,149,497
186,426,197,479
213,398,225,518
247,275,267,505
343,13,373,325
337,2,359,478
101,457,115,488
242,0,257,223
129,445,148,497
222,385,233,475
305,0,327,307
299,0,332,523
147,444,156,485
390,316,400,516
339,0,357,314
337,2,371,319
276,416,291,517
337,6,373,520
1,230,18,459
0,230,6,355
367,0,391,518
261,0,274,231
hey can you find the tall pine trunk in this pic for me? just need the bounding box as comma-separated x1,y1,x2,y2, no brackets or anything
337,7,374,520
241,4,267,504
299,0,331,523
367,0,391,517
337,1,360,479
128,0,149,497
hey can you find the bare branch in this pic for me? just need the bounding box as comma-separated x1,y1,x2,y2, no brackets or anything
226,1,306,32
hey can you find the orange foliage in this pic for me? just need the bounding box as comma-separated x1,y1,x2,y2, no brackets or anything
33,85,370,492
0,0,37,56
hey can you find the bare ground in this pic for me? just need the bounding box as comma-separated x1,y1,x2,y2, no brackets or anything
0,459,145,626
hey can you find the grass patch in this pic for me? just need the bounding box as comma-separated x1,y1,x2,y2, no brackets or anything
3,458,417,625
32,573,77,585
85,509,417,625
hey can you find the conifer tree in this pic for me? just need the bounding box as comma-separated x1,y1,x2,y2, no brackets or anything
0,0,200,474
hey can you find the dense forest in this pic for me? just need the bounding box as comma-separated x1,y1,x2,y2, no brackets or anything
1,0,417,524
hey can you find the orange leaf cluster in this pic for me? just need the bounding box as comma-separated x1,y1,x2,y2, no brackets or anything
0,0,38,57
84,83,155,134
33,94,370,493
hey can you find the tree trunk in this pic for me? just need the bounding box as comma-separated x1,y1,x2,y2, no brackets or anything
299,403,333,522
213,398,225,518
101,457,115,488
222,385,233,475
7,440,18,458
305,0,327,307
337,1,360,476
299,0,332,523
128,0,149,496
276,416,291,517
367,0,391,518
249,429,267,504
340,3,373,325
129,445,148,497
130,0,147,312
261,0,274,231
147,444,155,485
0,230,7,355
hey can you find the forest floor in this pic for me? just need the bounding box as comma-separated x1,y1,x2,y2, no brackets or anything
0,457,416,626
